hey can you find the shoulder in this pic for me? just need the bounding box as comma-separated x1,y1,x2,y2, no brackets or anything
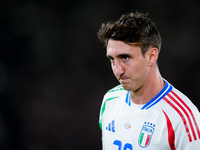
102,84,126,103
100,84,127,115
99,85,127,130
167,87,198,110
107,84,124,93
162,86,200,143
162,86,199,118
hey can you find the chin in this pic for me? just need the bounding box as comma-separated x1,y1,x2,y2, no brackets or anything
121,84,134,91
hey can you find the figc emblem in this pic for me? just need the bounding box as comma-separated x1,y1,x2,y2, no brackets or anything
138,122,155,148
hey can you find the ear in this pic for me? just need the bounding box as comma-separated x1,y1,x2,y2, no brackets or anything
145,47,159,66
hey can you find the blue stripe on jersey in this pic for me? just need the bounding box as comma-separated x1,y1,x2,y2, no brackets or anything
126,91,131,106
125,79,173,109
141,80,173,110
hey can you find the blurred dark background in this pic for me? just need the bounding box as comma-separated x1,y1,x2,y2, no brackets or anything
0,0,200,149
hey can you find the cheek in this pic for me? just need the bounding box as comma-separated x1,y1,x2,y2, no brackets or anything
111,64,114,71
139,62,150,77
129,60,148,78
111,65,116,75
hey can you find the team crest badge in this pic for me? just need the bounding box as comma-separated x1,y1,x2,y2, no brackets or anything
138,122,155,148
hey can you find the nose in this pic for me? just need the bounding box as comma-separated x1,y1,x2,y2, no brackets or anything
112,60,124,77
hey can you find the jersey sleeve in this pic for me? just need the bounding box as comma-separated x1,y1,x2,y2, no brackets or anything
164,88,200,150
163,104,200,150
174,105,200,150
99,85,123,131
99,95,105,131
99,92,112,132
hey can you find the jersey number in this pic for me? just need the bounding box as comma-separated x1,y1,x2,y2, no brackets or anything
113,140,133,150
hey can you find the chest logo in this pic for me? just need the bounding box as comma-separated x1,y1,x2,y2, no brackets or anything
138,122,155,148
124,123,132,129
106,120,115,132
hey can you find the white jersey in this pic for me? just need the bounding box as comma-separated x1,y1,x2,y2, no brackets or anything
99,80,200,150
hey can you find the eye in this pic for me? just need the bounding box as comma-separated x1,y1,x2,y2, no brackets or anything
122,56,130,61
107,55,114,62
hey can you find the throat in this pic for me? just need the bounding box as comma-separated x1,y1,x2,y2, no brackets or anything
129,80,165,105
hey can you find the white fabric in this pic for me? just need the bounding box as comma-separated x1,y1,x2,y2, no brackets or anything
99,80,200,150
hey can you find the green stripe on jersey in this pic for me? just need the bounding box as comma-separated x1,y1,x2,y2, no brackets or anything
107,85,123,93
99,96,118,131
99,119,102,130
101,97,118,116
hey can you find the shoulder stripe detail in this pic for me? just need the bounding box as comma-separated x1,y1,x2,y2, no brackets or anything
99,119,102,131
99,96,118,131
163,91,200,142
107,85,123,93
162,110,175,150
141,80,172,110
171,91,200,139
100,97,118,116
163,96,192,142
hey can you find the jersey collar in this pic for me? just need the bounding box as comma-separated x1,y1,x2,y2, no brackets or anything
125,79,173,110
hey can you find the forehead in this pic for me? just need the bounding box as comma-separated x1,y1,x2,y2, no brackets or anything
107,39,142,56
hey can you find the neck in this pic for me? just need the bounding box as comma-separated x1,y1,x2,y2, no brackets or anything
130,66,165,105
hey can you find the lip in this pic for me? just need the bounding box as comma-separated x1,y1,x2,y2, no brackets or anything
119,78,130,83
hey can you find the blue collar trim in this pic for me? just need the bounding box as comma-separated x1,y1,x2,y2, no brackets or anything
125,79,173,109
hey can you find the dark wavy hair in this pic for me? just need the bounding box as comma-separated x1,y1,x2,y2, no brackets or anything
97,11,162,56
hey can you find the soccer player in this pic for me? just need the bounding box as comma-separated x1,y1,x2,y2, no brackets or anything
97,11,200,150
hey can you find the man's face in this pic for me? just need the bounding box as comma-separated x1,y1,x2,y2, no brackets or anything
106,39,150,92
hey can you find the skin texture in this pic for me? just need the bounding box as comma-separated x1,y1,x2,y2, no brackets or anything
106,39,165,105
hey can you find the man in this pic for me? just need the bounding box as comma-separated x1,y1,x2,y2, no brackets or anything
97,11,200,150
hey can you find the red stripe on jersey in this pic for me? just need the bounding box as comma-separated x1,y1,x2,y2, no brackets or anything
163,97,192,142
167,93,197,141
162,110,175,150
171,90,200,139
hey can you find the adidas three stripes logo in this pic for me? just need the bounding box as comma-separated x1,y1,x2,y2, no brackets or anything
106,120,115,132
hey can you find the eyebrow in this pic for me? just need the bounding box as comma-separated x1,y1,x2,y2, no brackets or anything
106,54,112,58
106,53,131,58
118,54,131,57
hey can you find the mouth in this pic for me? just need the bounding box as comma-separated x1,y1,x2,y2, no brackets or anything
120,78,129,81
119,78,130,84
116,75,130,84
